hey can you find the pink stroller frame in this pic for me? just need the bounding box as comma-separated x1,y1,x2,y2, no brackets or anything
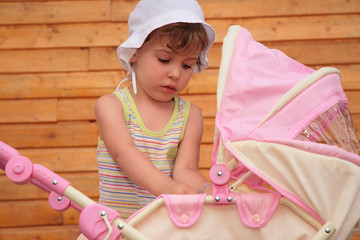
1,25,360,240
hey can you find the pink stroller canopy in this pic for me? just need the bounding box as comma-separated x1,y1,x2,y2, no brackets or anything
216,27,347,142
212,25,360,240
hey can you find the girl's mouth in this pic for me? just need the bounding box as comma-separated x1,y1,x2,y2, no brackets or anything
161,85,177,93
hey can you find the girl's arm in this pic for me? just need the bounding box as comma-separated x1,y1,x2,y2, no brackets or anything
173,103,211,193
95,94,195,197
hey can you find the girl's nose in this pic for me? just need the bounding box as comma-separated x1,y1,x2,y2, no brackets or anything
168,64,181,80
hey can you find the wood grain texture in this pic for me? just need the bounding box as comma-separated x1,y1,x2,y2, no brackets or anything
0,0,359,239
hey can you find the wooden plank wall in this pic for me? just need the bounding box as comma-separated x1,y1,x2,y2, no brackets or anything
0,0,359,239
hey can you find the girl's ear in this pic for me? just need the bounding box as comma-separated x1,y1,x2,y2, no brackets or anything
130,52,137,63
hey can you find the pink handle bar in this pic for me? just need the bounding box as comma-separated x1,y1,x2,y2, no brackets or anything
0,141,145,239
0,140,21,171
0,141,82,211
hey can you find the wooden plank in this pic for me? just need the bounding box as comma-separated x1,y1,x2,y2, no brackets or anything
199,144,213,169
184,69,218,94
0,22,126,49
1,41,358,74
181,94,217,118
266,40,360,66
0,48,88,73
54,91,360,122
89,41,360,71
208,14,360,43
0,200,62,227
1,114,358,150
346,91,360,114
2,15,360,49
62,204,82,225
0,165,219,201
0,225,81,240
337,65,360,90
0,119,215,149
89,46,120,70
188,65,359,94
203,118,215,145
201,0,360,19
0,121,99,148
0,99,57,123
0,172,99,201
0,143,212,198
58,98,97,121
62,198,98,225
57,94,217,121
0,144,211,174
0,65,359,100
112,0,360,21
0,71,124,99
0,1,111,25
18,147,98,172
190,65,360,93
352,231,360,240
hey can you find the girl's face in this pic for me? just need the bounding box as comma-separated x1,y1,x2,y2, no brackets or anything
130,32,201,102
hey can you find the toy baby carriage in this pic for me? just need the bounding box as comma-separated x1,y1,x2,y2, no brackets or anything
1,25,360,239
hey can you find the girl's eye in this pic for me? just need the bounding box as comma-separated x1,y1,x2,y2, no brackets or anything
158,58,170,63
183,64,193,69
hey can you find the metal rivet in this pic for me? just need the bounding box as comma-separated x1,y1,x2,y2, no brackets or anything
118,223,124,230
325,227,331,234
217,171,223,177
52,180,58,185
100,211,106,217
215,196,220,202
57,197,62,201
227,196,232,202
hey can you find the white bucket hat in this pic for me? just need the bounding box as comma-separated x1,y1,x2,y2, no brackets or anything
116,0,216,94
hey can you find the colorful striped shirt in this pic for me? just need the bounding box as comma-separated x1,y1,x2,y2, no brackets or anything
97,87,190,219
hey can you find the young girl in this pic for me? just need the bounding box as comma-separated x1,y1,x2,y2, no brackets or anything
96,0,215,220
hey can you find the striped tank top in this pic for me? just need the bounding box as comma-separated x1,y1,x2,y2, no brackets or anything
97,87,190,219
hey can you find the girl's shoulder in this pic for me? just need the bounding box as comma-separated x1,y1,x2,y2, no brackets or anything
95,93,125,119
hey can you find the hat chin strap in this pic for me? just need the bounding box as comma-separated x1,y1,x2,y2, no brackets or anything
132,69,137,95
115,66,137,95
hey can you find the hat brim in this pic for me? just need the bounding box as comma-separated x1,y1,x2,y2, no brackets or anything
117,12,215,73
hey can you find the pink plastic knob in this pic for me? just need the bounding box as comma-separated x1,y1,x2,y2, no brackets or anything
209,164,234,204
5,156,33,185
79,204,121,240
49,191,71,212
209,164,231,186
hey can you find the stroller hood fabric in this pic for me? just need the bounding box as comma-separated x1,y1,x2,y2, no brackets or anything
213,25,360,239
215,26,346,142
